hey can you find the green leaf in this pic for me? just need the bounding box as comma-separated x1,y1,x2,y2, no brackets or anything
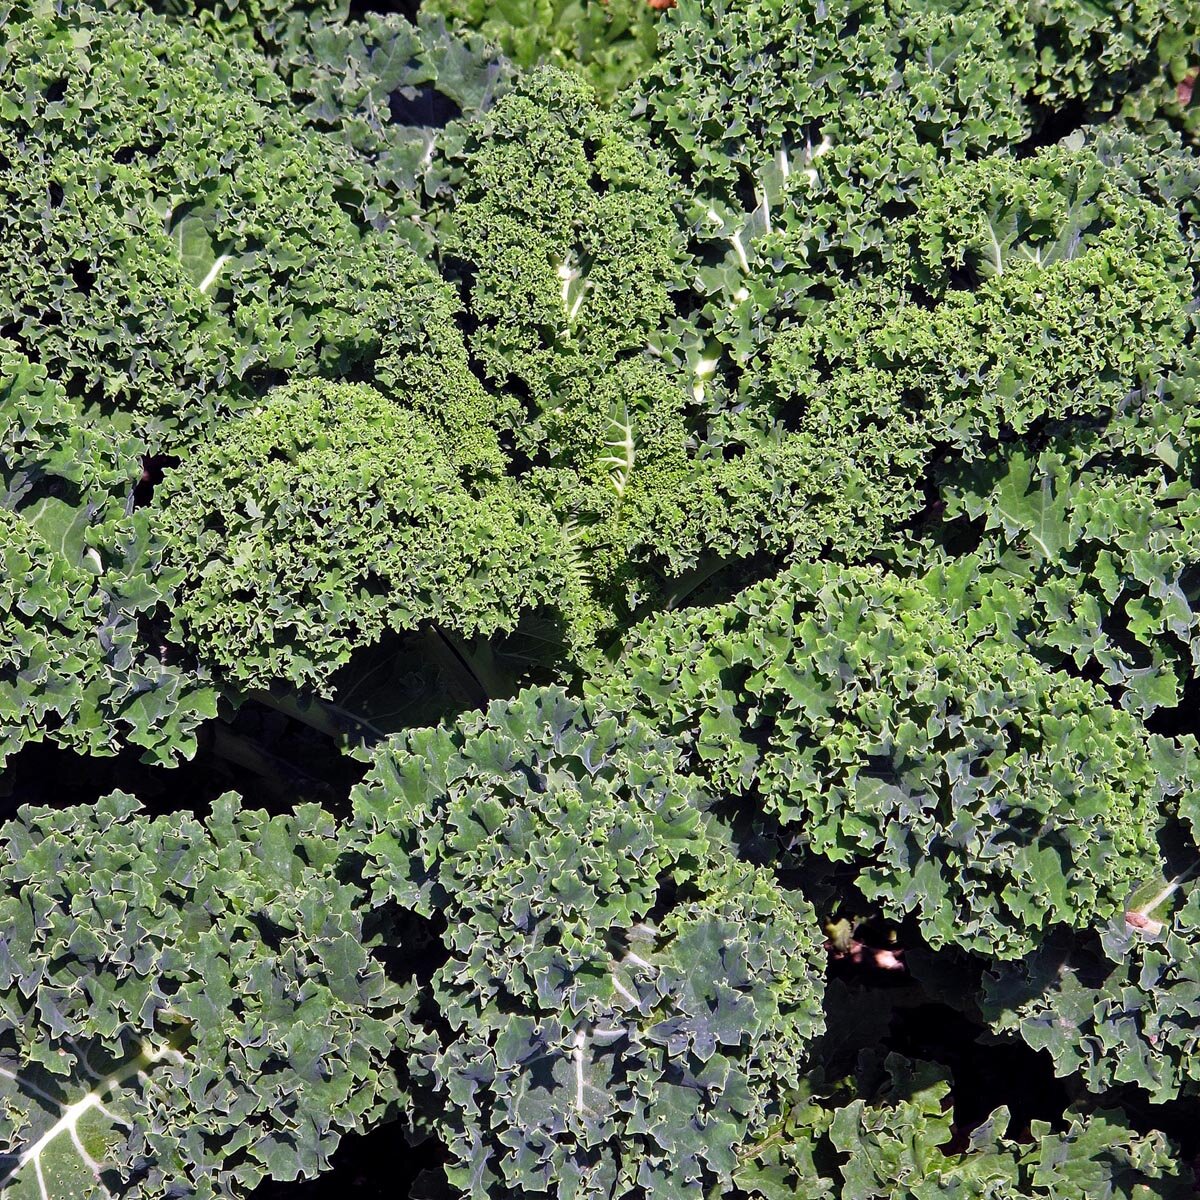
0,794,412,1197
990,452,1070,561
352,688,826,1199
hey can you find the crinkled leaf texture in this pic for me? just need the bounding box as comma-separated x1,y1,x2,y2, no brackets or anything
0,3,502,477
155,380,571,692
0,793,409,1198
422,0,660,103
449,66,682,418
936,352,1200,718
0,344,216,767
590,560,1188,958
352,687,826,1199
982,817,1200,1105
736,1055,1194,1200
597,125,1196,606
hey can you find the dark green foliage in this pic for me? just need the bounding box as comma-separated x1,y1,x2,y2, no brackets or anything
910,131,1196,440
982,909,1200,1103
112,0,523,215
983,768,1200,1103
448,67,682,422
595,102,1200,601
736,1055,1194,1199
1,2,343,435
639,0,1028,383
644,0,1027,225
990,0,1200,111
650,285,935,567
634,129,1196,577
0,344,216,765
0,792,406,1197
1121,25,1200,146
423,0,661,103
0,2,498,473
353,687,826,1199
0,509,214,768
928,356,1200,717
437,67,702,631
155,380,571,692
591,561,1186,957
129,0,345,25
264,11,519,208
5,0,1200,1194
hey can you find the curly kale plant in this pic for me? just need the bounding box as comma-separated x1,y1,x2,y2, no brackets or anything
5,0,1200,1195
639,0,1027,381
587,81,1200,600
0,793,406,1198
982,909,1200,1105
0,344,216,766
630,130,1197,578
982,763,1200,1104
155,380,570,691
736,1055,1194,1200
0,2,499,472
927,356,1200,717
447,67,682,438
591,561,1187,958
353,688,826,1199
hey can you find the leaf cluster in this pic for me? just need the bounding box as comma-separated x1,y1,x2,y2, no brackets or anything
353,687,827,1199
736,1055,1193,1200
155,380,570,691
590,561,1188,958
6,0,1200,1197
0,344,216,766
0,793,406,1197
